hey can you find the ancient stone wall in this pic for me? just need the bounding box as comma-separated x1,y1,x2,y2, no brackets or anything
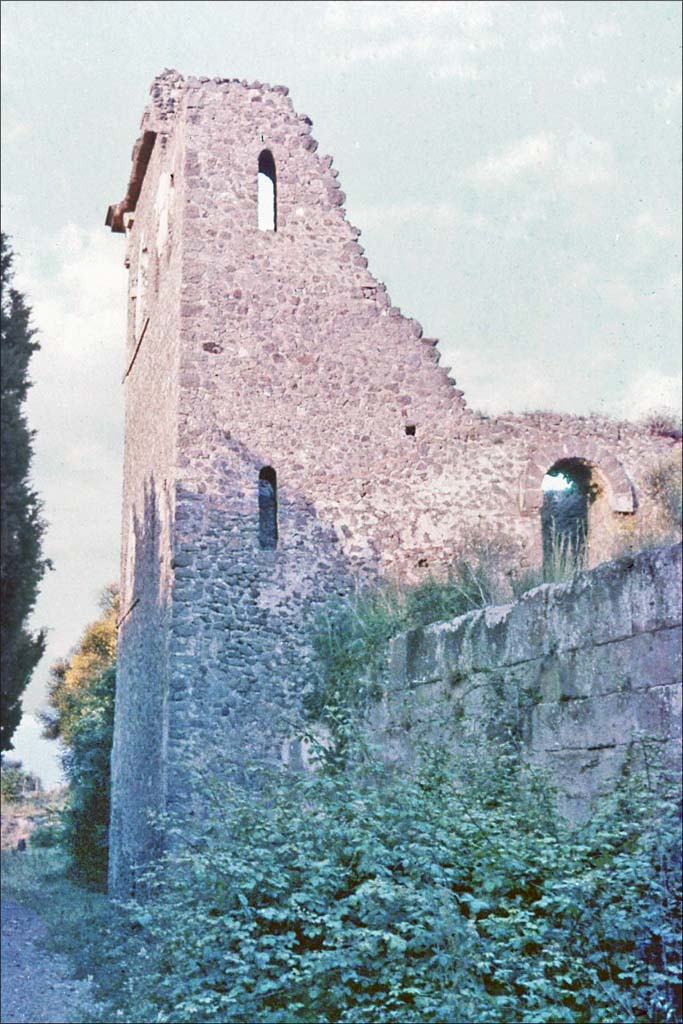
108,73,187,894
107,71,681,892
371,543,682,820
169,74,678,584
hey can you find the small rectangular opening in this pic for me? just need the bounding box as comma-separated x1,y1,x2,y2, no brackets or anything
405,424,416,437
258,466,278,548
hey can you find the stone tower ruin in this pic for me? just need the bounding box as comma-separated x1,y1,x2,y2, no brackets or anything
106,70,679,895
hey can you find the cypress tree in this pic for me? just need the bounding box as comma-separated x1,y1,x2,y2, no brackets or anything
0,233,50,751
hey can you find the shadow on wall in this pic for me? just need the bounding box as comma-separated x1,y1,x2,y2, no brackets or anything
111,430,385,892
110,475,168,896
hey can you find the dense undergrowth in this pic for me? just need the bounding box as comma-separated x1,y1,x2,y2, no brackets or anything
3,477,679,1023
0,768,65,852
5,735,679,1024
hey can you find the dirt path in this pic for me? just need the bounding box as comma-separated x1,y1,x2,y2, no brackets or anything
1,897,92,1024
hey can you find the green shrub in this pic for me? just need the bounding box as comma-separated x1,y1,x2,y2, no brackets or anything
90,738,681,1024
645,457,683,535
30,811,66,849
42,586,118,886
644,410,683,441
0,761,31,803
60,664,116,886
306,557,499,731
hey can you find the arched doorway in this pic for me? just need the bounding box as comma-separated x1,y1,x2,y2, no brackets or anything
520,445,635,569
541,459,593,576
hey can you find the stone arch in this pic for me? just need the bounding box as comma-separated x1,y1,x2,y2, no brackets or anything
519,441,635,515
541,458,591,572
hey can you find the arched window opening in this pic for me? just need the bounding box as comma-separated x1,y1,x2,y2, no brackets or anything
257,150,277,232
541,458,596,577
258,466,278,549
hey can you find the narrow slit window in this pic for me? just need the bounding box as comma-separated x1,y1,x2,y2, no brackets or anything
257,149,277,231
258,466,278,549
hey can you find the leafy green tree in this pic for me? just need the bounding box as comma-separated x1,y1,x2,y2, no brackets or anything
42,584,118,743
61,662,116,885
0,233,50,751
42,586,118,886
0,758,39,803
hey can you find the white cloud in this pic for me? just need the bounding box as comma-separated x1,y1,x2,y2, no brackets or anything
628,211,680,242
469,131,615,189
573,68,607,89
642,76,682,113
557,133,614,187
592,20,622,39
540,6,566,27
330,34,435,66
323,1,496,33
445,342,683,422
19,224,125,357
618,370,683,420
7,715,65,790
1,114,32,143
321,0,501,70
528,32,563,53
443,344,563,415
347,199,488,231
470,133,554,183
431,60,480,81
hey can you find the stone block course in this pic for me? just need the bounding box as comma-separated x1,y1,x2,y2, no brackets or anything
377,544,682,820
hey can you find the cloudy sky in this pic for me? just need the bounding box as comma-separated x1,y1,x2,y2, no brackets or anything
1,0,681,782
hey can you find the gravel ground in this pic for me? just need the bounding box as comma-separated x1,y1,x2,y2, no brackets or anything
1,897,92,1024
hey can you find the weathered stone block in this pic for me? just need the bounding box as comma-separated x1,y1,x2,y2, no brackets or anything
468,605,512,671
534,746,630,821
437,612,483,676
403,627,442,687
585,558,636,645
630,544,682,633
501,587,549,664
633,684,682,739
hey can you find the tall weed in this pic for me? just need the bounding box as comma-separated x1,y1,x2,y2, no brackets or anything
306,555,499,727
